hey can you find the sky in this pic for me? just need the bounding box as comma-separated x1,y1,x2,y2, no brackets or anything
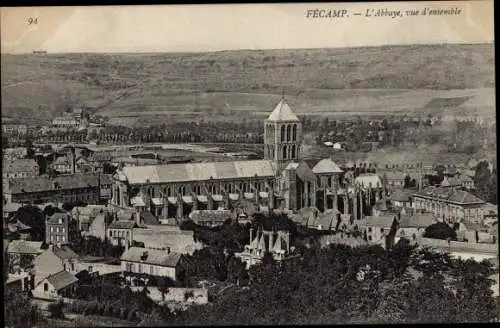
0,1,494,54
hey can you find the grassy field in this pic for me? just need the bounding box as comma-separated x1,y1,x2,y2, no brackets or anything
1,43,494,125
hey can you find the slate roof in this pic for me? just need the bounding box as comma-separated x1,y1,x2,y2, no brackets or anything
52,245,79,260
120,160,276,184
382,171,407,181
120,247,182,267
389,189,414,202
266,98,299,122
398,213,436,228
440,176,462,187
3,159,38,173
312,158,343,174
414,186,485,205
7,240,43,254
142,212,160,225
189,210,233,223
108,220,137,229
8,173,99,194
8,220,32,232
294,162,317,182
45,270,78,291
355,174,383,188
362,216,396,228
46,213,70,225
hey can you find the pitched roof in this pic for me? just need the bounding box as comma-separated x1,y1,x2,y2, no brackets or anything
440,176,462,187
108,220,137,229
46,213,70,225
120,160,276,184
398,213,436,228
3,158,38,173
8,220,32,232
7,240,43,254
362,216,396,228
189,210,232,223
52,245,79,260
120,247,182,267
355,174,383,188
312,158,343,174
388,189,414,202
382,171,407,181
141,212,160,225
8,173,99,194
53,156,69,166
266,98,299,122
45,270,78,291
414,186,485,205
272,234,288,252
294,161,317,182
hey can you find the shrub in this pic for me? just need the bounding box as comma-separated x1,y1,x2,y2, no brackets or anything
47,300,64,319
127,308,137,322
120,307,129,320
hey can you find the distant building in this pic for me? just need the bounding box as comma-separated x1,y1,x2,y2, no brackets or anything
45,212,78,245
2,124,27,136
188,209,233,227
413,186,486,224
107,220,138,249
33,245,80,285
236,228,296,269
51,117,79,129
120,247,188,281
6,240,44,273
395,213,436,244
358,215,399,249
132,226,203,255
3,147,29,161
3,159,39,184
32,270,78,300
4,173,101,205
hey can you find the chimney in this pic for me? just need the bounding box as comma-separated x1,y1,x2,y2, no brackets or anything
141,251,148,261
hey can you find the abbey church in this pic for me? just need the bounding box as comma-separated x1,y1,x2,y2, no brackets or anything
111,97,384,221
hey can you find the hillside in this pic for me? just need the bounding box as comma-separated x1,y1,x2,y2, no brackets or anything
1,43,495,124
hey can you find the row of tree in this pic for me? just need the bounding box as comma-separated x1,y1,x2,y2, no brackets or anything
170,241,498,325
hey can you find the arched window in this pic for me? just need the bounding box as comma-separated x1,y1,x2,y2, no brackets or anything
282,145,287,159
291,145,296,159
292,124,297,141
281,125,285,142
286,125,291,141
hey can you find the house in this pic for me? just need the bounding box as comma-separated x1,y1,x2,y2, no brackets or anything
388,188,414,208
395,213,436,244
3,202,22,220
85,212,111,241
3,158,39,182
235,228,298,269
52,156,73,174
333,142,344,150
307,209,339,231
4,173,101,205
132,226,203,255
358,215,398,249
107,220,138,248
6,240,44,273
120,247,188,281
381,171,407,189
32,270,78,300
72,205,106,231
33,244,79,285
45,212,78,245
7,219,32,240
99,174,113,201
189,209,233,227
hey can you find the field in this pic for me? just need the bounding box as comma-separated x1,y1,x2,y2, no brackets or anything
1,43,495,125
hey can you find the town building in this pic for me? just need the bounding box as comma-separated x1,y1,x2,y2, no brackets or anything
107,220,138,248
33,245,80,285
2,124,28,136
2,147,29,161
6,240,44,273
132,226,203,255
358,215,399,249
412,186,486,224
45,212,78,245
236,228,296,269
51,116,79,129
120,247,188,281
4,173,102,205
32,270,78,300
395,213,436,244
2,158,39,187
188,209,233,227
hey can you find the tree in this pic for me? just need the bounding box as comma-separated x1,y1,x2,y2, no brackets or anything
4,290,44,327
13,206,45,241
403,175,411,188
423,223,457,241
474,161,491,201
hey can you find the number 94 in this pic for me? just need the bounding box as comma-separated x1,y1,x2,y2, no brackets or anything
27,17,38,25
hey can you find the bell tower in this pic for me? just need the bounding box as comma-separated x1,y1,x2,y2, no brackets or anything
264,95,303,171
